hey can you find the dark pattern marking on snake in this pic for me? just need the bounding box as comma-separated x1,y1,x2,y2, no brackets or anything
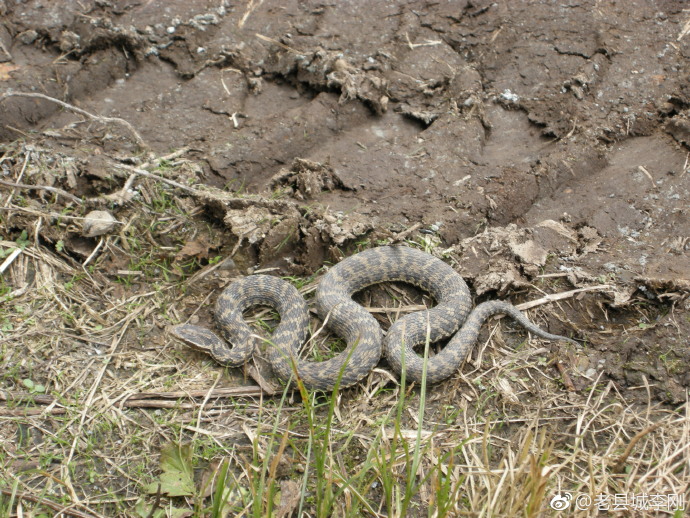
170,246,578,390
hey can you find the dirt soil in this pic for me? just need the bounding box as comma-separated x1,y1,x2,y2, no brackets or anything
1,0,689,515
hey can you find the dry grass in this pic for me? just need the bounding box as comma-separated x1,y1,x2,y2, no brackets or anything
0,142,687,517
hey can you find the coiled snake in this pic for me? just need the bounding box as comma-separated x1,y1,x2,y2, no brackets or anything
170,246,577,390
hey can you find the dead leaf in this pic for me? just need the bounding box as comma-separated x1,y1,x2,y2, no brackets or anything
275,480,301,518
175,237,211,262
199,460,221,498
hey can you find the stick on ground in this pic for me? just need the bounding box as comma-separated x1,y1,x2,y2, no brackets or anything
0,91,146,148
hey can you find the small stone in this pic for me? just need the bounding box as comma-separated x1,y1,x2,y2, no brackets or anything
219,257,237,271
17,30,38,45
59,31,81,52
500,89,520,103
82,211,118,237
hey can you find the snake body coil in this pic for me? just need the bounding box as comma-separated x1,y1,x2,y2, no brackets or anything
170,246,577,390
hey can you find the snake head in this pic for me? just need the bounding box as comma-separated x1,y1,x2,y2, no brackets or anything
169,323,224,354
169,323,250,367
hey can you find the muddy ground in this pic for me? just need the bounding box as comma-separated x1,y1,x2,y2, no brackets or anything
1,0,689,515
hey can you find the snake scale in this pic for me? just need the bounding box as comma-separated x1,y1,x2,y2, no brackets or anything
170,246,578,390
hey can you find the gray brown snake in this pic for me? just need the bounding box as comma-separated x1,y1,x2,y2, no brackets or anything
170,246,578,390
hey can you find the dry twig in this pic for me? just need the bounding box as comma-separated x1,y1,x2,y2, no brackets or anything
516,284,612,311
0,488,103,518
0,91,146,148
113,163,199,193
612,421,664,473
388,222,423,243
0,178,83,205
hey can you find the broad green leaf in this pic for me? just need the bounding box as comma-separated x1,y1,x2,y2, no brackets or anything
168,507,192,518
145,443,195,497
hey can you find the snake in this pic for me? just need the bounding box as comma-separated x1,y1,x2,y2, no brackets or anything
170,246,578,391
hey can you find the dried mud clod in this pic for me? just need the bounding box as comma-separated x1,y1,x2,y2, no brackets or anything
269,157,349,200
665,112,690,147
263,46,390,115
199,180,373,270
449,222,581,295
